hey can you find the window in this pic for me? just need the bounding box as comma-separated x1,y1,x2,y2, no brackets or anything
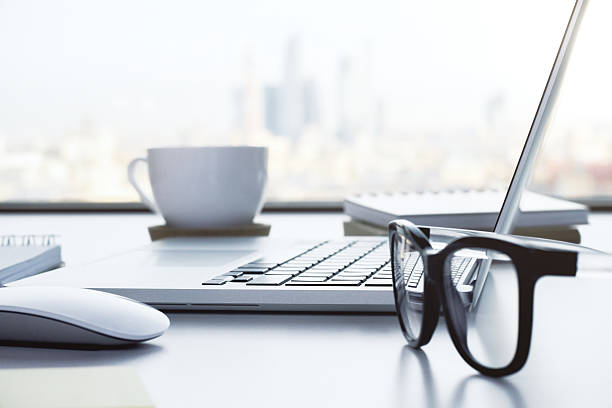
0,0,609,206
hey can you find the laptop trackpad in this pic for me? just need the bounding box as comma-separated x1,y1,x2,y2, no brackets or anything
150,250,256,267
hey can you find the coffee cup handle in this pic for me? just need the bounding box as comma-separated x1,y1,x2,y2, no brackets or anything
127,158,159,213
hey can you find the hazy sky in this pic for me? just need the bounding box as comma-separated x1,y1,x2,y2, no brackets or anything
0,0,608,143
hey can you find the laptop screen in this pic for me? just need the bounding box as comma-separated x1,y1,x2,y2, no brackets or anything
493,0,587,234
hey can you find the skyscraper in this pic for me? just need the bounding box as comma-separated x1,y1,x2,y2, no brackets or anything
279,36,303,141
336,56,351,142
264,85,280,135
302,79,319,127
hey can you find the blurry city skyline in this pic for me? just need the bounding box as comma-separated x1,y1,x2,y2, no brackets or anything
0,0,611,202
232,36,384,144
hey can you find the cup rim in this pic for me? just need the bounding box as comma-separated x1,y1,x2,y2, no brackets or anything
147,146,267,153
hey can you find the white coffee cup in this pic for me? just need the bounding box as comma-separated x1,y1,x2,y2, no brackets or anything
127,146,268,229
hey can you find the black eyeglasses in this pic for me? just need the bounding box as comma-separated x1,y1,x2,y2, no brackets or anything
388,219,602,377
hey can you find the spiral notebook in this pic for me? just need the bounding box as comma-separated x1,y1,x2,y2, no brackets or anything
0,235,62,284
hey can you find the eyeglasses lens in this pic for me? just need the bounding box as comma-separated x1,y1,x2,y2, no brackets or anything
442,247,519,369
392,231,426,343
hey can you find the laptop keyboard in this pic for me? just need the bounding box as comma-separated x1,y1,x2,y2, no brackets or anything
203,240,401,287
202,239,475,288
202,239,474,289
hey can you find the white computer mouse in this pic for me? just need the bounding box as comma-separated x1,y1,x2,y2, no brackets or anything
0,286,170,348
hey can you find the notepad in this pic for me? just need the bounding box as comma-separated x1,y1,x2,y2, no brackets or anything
0,235,62,284
344,190,588,230
0,366,154,408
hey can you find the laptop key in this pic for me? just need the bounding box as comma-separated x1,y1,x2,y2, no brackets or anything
247,275,293,285
319,261,351,267
365,280,392,287
344,266,378,270
233,267,269,274
294,256,324,262
331,276,365,282
202,278,229,285
336,271,370,277
285,281,363,286
252,257,292,265
341,269,375,275
320,265,352,271
271,267,307,273
308,267,342,273
291,276,328,282
266,270,300,276
231,276,253,283
283,262,316,268
244,262,279,268
298,272,334,280
236,265,270,270
223,271,243,277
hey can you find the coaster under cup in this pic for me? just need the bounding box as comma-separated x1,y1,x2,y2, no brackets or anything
148,223,271,241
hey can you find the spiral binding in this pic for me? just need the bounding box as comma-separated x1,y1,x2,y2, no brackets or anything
0,235,59,247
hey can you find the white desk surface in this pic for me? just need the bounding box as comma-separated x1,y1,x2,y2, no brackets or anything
1,211,612,407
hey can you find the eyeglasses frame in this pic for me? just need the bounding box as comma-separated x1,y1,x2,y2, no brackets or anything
389,219,578,377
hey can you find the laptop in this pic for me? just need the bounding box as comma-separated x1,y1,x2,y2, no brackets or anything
12,0,587,312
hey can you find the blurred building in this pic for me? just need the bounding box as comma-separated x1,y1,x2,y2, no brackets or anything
336,55,377,144
264,85,280,135
302,79,319,127
279,36,304,141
